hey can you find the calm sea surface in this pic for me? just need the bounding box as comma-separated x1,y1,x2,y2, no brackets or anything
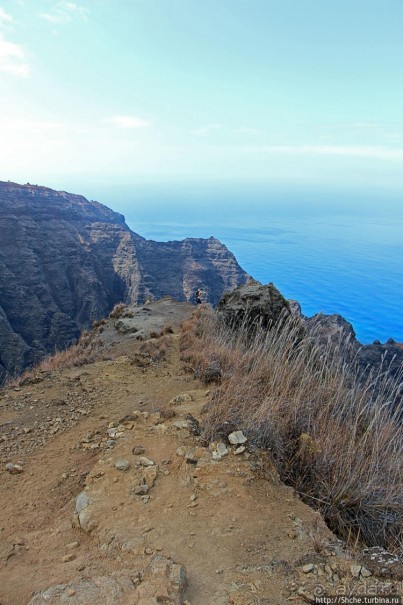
97,183,403,344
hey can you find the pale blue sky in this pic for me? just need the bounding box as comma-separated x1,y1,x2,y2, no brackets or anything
1,0,403,190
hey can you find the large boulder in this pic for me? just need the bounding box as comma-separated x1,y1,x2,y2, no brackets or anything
217,281,291,330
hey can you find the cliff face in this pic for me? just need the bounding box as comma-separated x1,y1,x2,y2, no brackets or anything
0,181,248,381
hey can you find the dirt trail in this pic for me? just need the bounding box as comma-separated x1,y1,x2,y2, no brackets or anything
0,301,399,604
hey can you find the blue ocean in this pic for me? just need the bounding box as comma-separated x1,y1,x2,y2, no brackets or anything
94,182,403,344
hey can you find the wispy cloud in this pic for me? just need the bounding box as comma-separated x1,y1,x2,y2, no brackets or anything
0,33,29,77
0,7,14,26
240,145,403,161
233,126,262,136
105,115,148,129
190,123,222,137
39,1,89,25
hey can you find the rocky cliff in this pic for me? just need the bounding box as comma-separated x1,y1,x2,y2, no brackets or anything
0,181,248,381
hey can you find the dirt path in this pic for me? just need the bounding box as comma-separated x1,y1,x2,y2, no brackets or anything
0,302,398,604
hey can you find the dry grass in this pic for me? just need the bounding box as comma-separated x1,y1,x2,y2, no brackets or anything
140,336,169,362
5,342,98,387
108,302,126,319
181,306,403,550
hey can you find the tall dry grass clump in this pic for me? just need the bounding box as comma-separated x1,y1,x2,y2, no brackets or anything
181,306,403,550
5,331,100,387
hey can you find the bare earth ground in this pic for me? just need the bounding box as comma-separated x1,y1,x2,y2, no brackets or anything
0,300,401,604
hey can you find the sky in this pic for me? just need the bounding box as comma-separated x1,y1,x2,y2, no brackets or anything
1,0,403,192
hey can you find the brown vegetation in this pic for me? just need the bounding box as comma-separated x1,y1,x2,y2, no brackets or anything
180,306,403,550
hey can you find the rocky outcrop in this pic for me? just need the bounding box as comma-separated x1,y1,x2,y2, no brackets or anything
0,181,248,381
305,312,403,386
217,280,290,330
218,282,403,392
28,557,187,605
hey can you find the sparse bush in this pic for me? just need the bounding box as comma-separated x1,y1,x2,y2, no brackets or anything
93,318,107,329
139,337,169,363
108,303,126,319
181,307,403,550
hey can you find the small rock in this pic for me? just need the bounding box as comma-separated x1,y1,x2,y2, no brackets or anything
176,446,187,457
142,465,158,487
115,459,130,471
172,419,190,430
350,564,362,578
360,566,372,578
62,554,76,563
66,541,79,550
133,484,149,495
6,463,23,474
228,430,247,445
66,589,76,597
132,446,145,455
234,445,246,455
212,442,228,460
144,547,153,555
302,563,315,573
139,457,154,467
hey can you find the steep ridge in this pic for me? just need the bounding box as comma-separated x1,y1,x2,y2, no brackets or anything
0,181,248,381
1,300,401,605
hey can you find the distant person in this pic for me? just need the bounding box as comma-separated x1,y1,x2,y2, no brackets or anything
196,288,203,305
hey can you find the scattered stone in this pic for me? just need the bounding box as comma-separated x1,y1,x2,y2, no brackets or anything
234,445,246,455
142,465,158,488
5,463,23,474
185,447,206,464
144,547,154,555
361,566,372,578
138,457,154,467
75,492,97,534
66,589,76,597
228,430,247,445
115,459,130,471
133,484,149,495
66,541,79,550
212,442,228,461
62,553,76,563
172,419,190,430
176,446,187,457
350,564,362,578
131,446,145,455
302,563,315,573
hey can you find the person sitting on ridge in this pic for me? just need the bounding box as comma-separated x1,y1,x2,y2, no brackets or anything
195,288,203,305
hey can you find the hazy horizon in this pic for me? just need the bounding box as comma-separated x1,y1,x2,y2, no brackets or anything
1,1,403,189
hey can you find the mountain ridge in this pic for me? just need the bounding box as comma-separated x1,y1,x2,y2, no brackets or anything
0,181,249,381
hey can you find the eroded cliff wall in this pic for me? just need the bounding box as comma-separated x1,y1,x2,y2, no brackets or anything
0,181,248,380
